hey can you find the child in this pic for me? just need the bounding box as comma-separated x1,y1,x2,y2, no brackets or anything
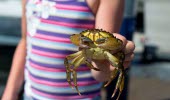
2,0,135,99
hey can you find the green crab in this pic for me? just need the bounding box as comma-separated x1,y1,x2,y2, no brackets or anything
64,29,126,100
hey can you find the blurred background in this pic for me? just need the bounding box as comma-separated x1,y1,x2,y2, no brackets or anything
0,0,170,100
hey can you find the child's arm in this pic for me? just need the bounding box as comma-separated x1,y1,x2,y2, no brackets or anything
91,0,134,82
95,0,124,33
2,0,27,99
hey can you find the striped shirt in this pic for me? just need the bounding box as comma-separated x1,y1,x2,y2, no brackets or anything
24,0,102,100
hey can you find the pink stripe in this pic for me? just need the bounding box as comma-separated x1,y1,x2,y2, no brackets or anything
31,49,67,58
32,88,100,99
55,4,90,12
29,61,90,72
41,19,94,29
29,73,99,87
34,33,71,43
35,1,41,4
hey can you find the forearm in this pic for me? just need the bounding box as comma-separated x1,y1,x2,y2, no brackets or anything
2,39,26,99
95,0,124,33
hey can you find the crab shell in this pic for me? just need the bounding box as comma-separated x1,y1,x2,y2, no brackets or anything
70,29,123,51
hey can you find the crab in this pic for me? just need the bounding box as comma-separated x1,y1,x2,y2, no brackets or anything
64,29,126,100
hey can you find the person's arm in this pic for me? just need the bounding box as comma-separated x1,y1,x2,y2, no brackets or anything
91,0,133,81
2,0,27,99
95,0,124,33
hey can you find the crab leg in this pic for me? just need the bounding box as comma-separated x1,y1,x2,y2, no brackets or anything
64,51,82,88
71,56,86,95
103,51,120,87
85,60,100,71
112,52,126,99
65,64,72,88
104,51,120,68
104,68,118,87
64,58,73,88
117,75,124,100
111,72,123,99
104,51,126,99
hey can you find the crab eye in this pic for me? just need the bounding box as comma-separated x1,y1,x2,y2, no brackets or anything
81,37,92,44
81,36,89,40
95,38,106,44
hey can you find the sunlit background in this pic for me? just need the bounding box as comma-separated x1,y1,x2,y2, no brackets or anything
0,0,170,100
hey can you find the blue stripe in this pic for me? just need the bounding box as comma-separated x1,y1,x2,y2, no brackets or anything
31,86,101,95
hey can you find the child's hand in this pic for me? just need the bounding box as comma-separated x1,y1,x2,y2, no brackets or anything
113,33,135,69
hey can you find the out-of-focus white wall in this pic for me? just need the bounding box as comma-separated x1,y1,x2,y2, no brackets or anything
0,0,21,17
144,0,170,56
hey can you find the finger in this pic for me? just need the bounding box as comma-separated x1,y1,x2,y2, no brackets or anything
124,41,135,54
124,53,135,62
113,33,127,48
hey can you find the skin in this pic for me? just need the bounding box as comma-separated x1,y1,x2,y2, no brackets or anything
2,0,135,99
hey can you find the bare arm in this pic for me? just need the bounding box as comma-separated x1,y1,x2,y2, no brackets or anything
95,0,124,33
2,0,27,99
91,0,125,81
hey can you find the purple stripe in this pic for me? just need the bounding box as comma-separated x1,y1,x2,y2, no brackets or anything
47,16,95,24
36,29,71,38
31,86,100,96
32,45,75,54
48,0,88,7
29,71,95,82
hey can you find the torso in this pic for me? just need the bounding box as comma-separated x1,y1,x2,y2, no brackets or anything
24,0,102,100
